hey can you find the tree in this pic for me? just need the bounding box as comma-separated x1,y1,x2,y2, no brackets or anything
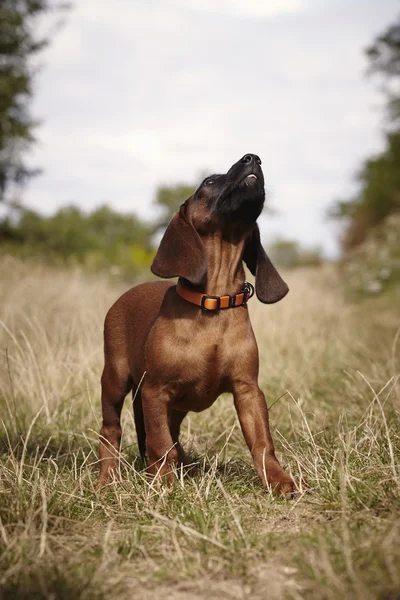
0,203,152,257
330,131,400,250
329,13,400,250
267,238,322,268
0,203,154,276
153,183,196,232
366,17,400,123
0,0,65,201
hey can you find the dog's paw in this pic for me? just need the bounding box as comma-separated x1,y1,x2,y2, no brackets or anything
268,475,310,498
96,470,122,491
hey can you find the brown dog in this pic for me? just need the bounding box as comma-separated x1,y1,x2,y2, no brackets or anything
98,153,296,494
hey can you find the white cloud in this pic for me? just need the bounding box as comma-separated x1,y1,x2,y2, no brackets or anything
168,0,305,17
25,0,400,256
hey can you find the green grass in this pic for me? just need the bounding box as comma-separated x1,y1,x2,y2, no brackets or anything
0,257,399,599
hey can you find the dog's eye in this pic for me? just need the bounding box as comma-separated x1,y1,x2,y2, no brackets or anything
206,179,214,185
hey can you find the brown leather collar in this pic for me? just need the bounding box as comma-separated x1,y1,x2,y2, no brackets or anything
176,280,254,311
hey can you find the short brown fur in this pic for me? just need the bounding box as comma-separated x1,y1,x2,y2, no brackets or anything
98,154,296,494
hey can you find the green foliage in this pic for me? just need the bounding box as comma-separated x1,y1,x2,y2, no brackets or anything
331,131,400,250
0,203,154,276
330,14,400,255
0,0,65,200
342,213,400,297
366,16,400,122
153,182,195,231
267,238,323,268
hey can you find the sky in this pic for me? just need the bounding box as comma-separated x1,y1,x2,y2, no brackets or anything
26,0,400,256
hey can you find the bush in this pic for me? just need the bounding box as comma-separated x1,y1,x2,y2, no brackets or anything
342,213,400,297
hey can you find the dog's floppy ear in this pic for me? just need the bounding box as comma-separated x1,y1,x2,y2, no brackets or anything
151,201,207,283
243,225,289,303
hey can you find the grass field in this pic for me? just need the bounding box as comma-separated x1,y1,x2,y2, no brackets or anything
0,255,399,600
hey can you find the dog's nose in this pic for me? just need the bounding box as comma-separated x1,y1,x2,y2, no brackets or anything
240,154,262,166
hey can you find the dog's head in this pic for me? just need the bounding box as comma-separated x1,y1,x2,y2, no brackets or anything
151,154,288,304
191,153,265,232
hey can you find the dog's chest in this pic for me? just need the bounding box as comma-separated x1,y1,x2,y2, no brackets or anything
168,339,233,411
146,311,256,411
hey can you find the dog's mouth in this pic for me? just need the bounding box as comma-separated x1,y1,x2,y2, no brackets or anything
239,173,259,186
218,171,262,203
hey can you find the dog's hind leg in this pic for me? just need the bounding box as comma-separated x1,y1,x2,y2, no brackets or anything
133,387,146,462
98,364,132,487
170,410,190,467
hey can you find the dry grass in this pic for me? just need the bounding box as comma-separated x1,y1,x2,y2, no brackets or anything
0,255,399,599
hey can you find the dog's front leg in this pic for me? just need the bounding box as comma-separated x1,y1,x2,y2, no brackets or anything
142,382,178,484
233,383,295,495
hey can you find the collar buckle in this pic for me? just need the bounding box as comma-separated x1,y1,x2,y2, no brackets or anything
200,294,220,311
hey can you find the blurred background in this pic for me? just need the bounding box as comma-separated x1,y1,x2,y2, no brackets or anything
1,0,399,297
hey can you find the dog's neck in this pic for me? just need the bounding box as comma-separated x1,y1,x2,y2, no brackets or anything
191,231,247,296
